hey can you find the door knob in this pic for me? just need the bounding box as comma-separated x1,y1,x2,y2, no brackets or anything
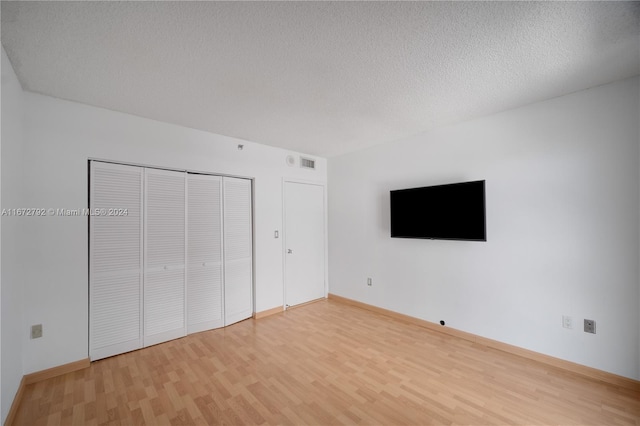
287,249,293,254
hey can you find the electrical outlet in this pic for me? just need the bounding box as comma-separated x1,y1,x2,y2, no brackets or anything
31,324,43,339
367,278,372,286
584,319,596,334
562,315,573,329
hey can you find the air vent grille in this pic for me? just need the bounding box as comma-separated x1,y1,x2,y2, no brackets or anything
300,157,315,170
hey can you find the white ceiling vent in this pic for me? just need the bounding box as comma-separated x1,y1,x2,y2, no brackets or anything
300,157,316,170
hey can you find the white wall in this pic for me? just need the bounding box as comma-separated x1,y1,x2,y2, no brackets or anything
19,91,326,374
1,48,25,424
328,77,640,380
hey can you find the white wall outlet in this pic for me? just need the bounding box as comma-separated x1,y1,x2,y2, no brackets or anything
31,324,43,339
562,315,573,329
367,278,372,286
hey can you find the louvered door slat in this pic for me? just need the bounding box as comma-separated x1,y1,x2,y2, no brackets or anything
223,177,253,326
90,161,143,360
187,174,224,333
144,168,186,347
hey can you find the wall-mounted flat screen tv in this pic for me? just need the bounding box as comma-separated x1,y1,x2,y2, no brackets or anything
390,180,486,241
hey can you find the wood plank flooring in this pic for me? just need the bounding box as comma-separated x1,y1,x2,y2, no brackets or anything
11,299,640,425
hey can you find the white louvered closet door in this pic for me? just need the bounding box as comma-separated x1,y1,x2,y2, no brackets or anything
223,177,253,325
187,174,224,334
90,162,143,361
144,168,187,347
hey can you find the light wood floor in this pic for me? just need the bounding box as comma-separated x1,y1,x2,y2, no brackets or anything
12,299,640,425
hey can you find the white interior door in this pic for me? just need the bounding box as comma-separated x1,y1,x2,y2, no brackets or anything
144,168,187,347
187,173,224,333
89,161,143,361
284,181,326,308
223,177,253,325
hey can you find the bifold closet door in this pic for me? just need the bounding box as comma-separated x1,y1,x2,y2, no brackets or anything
144,168,187,347
90,162,143,361
187,174,224,334
223,177,253,325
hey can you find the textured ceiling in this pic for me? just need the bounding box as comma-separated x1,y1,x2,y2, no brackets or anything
2,1,639,158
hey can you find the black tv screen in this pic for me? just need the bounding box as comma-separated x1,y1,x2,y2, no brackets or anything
390,180,486,241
